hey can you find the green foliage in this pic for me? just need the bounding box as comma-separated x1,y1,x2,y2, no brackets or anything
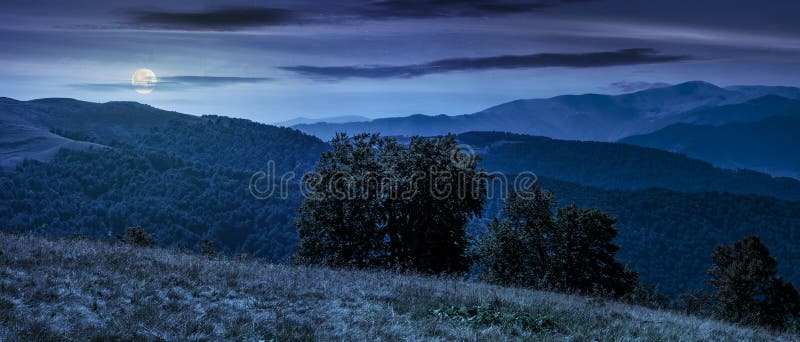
294,133,486,273
475,183,637,297
706,236,800,328
119,227,155,247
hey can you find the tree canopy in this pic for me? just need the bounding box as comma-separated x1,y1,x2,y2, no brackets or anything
294,133,486,273
475,184,637,297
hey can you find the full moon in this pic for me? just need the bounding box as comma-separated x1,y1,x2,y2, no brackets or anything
131,68,157,94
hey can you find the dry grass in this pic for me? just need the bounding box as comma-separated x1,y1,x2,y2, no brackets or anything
0,233,795,341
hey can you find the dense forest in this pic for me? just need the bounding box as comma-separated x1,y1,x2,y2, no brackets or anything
0,115,327,260
0,148,302,259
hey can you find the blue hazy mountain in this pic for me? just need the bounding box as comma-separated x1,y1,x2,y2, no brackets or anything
274,115,369,127
293,81,800,141
620,115,800,179
668,95,800,125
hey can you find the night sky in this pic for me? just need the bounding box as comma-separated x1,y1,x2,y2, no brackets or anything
2,0,799,123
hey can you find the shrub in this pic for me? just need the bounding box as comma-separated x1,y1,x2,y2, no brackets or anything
119,227,155,247
199,240,216,257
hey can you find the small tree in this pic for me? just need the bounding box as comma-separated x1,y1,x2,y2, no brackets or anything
474,187,555,287
119,226,155,247
707,236,800,328
200,239,216,257
476,184,637,297
552,205,637,296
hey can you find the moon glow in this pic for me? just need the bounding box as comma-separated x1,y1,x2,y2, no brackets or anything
131,68,157,94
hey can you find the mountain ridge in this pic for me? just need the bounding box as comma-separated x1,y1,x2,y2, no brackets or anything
292,81,800,141
620,115,800,179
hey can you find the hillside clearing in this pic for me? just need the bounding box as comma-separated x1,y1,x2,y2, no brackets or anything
0,234,793,341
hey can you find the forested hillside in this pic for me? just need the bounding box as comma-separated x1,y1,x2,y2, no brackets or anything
620,116,800,179
0,149,302,260
2,98,799,296
0,101,327,260
457,132,800,201
477,177,800,295
3,147,798,294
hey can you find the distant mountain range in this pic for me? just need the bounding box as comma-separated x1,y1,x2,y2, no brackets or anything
621,115,800,179
457,131,800,201
274,115,369,127
293,81,800,141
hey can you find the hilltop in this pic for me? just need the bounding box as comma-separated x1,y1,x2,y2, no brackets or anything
0,233,794,341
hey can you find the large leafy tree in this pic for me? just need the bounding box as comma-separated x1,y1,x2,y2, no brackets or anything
475,184,637,296
294,133,387,268
707,235,800,328
294,133,486,273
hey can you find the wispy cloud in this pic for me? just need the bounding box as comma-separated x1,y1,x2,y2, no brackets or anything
119,1,593,31
69,75,273,91
281,48,693,80
160,76,272,84
125,7,300,30
357,0,594,19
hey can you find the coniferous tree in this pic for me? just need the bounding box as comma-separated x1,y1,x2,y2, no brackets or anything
707,236,800,328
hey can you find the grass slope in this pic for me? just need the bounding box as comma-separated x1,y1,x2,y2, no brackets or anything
0,234,793,341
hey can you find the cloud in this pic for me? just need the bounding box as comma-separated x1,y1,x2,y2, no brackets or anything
160,76,273,84
69,75,273,91
119,1,592,31
607,81,671,93
357,0,593,19
125,7,299,30
281,48,692,80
